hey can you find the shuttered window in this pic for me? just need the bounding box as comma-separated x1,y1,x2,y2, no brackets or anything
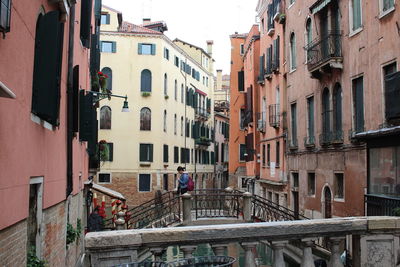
138,43,156,55
72,65,80,132
352,76,364,132
139,174,151,192
105,143,113,161
239,144,246,162
215,143,219,163
31,11,64,126
100,13,110,24
322,88,330,135
101,41,116,53
80,0,92,48
163,144,168,163
290,33,296,70
238,71,244,91
291,103,297,142
245,133,254,162
352,0,362,31
333,84,342,133
90,32,100,78
174,146,179,163
0,0,12,33
307,96,314,139
276,141,280,167
140,69,152,92
79,90,98,159
139,144,153,162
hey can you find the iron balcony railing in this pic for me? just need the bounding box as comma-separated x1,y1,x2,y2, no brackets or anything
195,137,212,146
365,194,400,216
306,31,342,71
195,107,210,119
256,112,266,132
268,104,280,128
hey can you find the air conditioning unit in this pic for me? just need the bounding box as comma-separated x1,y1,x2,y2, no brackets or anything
257,119,265,132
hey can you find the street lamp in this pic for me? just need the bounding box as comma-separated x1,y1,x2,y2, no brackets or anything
87,91,130,112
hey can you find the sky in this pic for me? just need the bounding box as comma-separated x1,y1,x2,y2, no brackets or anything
102,0,259,74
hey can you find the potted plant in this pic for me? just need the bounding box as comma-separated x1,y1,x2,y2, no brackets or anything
98,140,109,162
278,13,286,24
164,95,169,99
141,92,151,97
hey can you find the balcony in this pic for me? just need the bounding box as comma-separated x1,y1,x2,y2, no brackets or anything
268,104,280,128
306,32,343,79
365,194,400,216
195,107,210,120
288,138,298,150
304,135,315,148
195,137,212,146
256,112,266,132
319,132,331,146
331,130,344,144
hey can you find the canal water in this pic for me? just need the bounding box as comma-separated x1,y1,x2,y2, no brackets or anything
157,243,299,267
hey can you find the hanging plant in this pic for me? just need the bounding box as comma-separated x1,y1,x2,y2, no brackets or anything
98,140,109,162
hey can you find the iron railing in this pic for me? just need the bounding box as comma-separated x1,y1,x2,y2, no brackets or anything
126,191,181,229
195,107,210,119
331,130,344,143
252,195,308,221
256,112,266,132
306,32,342,71
365,194,400,216
269,104,280,127
193,189,241,219
319,132,331,146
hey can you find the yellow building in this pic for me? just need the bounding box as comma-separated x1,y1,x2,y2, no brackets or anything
96,6,215,206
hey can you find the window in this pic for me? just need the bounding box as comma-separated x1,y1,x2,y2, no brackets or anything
80,0,91,47
239,144,246,162
290,33,296,70
267,144,271,166
100,106,111,129
262,145,265,167
174,56,179,67
322,88,330,136
174,80,178,100
352,76,364,132
276,141,280,167
139,144,153,162
163,110,167,132
138,43,156,55
174,146,179,163
140,69,152,92
292,172,299,187
307,96,314,140
163,145,168,163
164,73,168,96
333,84,342,134
102,142,114,162
31,11,64,126
181,84,184,103
381,0,395,13
240,108,246,129
334,173,344,199
306,18,312,61
181,117,184,136
290,103,297,145
100,13,110,24
0,0,12,33
164,48,169,60
101,41,116,53
98,173,111,183
351,0,362,31
163,174,169,191
101,67,112,91
215,143,219,163
308,173,315,195
240,44,244,55
290,0,295,5
140,108,151,131
174,114,177,135
139,174,151,192
383,62,398,122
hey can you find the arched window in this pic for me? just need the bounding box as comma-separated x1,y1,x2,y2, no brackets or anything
164,73,168,96
100,106,111,129
163,110,167,132
140,69,152,92
181,84,184,103
140,107,151,130
174,114,177,135
290,33,296,70
322,88,330,135
333,83,342,134
181,116,184,136
174,79,178,100
101,67,112,91
305,18,312,62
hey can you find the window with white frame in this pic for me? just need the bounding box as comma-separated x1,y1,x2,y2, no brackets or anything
350,0,362,32
380,0,395,14
139,174,151,192
163,110,167,132
334,173,344,199
98,173,111,183
290,32,296,70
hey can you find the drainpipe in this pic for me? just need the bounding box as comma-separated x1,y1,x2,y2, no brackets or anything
66,4,76,197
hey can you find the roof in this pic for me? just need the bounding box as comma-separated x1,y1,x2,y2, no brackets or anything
173,38,212,58
119,21,162,35
102,4,123,14
229,33,248,38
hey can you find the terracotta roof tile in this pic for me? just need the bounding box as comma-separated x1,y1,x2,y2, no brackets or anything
119,21,162,35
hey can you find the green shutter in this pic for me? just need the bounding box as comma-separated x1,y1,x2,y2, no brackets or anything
138,43,142,54
108,143,114,161
79,90,95,141
149,144,153,162
72,65,80,132
106,14,110,24
112,41,117,53
140,144,146,161
151,44,156,55
80,0,92,48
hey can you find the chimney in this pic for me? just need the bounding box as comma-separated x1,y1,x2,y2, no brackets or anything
206,40,213,56
143,18,151,24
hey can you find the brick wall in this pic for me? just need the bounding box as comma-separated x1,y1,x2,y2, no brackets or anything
0,220,27,266
66,192,85,267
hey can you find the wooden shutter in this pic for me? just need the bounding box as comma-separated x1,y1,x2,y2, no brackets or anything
354,77,364,132
107,143,114,161
245,133,254,161
138,43,142,54
80,0,92,48
385,72,400,121
238,71,244,91
308,97,314,137
163,144,168,163
72,65,80,132
112,41,117,53
90,33,100,77
215,143,219,162
276,36,280,69
79,90,95,141
31,11,64,126
149,144,153,162
151,44,156,55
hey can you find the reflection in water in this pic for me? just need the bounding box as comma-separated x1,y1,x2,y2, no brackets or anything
158,243,299,267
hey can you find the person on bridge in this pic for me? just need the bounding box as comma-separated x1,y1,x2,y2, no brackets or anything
177,166,189,195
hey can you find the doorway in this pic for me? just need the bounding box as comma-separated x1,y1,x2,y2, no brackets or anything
324,187,332,218
27,177,43,258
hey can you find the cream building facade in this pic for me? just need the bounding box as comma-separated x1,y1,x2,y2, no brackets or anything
97,6,215,206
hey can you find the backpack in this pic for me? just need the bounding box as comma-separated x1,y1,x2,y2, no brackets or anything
187,176,194,191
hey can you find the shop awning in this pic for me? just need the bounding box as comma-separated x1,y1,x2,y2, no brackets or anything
310,0,331,14
85,181,126,200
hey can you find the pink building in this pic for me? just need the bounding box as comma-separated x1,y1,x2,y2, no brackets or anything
0,0,99,265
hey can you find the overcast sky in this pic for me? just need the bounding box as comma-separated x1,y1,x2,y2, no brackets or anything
102,0,259,75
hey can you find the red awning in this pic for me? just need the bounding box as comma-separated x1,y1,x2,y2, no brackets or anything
195,88,207,96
